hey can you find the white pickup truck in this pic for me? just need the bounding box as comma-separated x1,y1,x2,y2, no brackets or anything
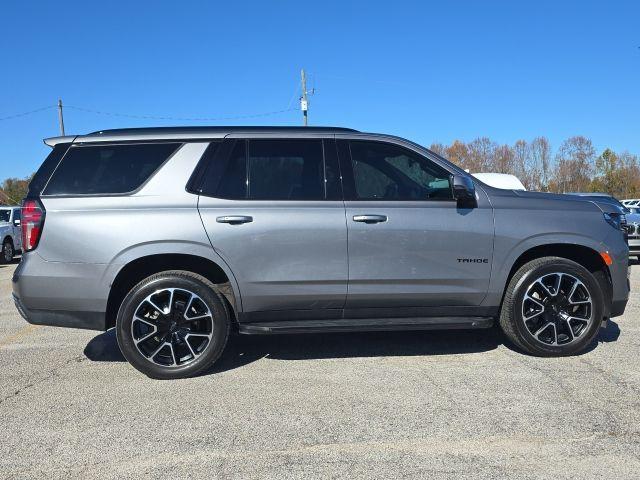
0,206,22,263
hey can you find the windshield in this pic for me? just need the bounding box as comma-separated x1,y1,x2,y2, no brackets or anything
0,210,10,223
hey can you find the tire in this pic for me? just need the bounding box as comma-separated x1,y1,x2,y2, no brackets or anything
499,256,604,356
116,270,230,379
1,239,14,264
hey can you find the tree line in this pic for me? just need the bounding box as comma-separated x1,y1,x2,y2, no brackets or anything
429,136,640,200
1,135,639,205
0,176,31,206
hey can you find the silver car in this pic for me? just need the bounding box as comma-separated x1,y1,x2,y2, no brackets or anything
0,206,22,263
624,207,640,258
13,127,630,379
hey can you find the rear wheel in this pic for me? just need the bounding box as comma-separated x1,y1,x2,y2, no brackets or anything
499,257,604,356
1,239,14,264
116,271,230,379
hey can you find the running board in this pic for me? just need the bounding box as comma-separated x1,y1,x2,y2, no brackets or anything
238,316,494,335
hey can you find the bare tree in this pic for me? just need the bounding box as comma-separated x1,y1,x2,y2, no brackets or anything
530,137,551,191
552,136,595,193
466,137,497,173
512,140,532,188
431,135,639,198
493,144,515,174
429,143,447,157
445,140,471,171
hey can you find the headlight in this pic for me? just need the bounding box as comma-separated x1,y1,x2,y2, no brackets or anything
604,212,625,231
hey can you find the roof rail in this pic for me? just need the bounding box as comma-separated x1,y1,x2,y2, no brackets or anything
86,126,359,136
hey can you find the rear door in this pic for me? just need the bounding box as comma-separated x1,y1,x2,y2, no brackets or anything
337,138,494,311
197,137,348,319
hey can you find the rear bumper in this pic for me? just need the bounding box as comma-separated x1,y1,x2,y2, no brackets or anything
13,294,105,330
12,252,109,331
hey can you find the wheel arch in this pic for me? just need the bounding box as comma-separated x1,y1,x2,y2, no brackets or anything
501,243,612,316
105,251,242,330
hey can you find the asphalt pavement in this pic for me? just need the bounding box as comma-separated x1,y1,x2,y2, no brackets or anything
1,260,639,479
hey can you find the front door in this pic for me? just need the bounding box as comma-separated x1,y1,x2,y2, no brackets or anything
198,138,348,317
337,139,494,311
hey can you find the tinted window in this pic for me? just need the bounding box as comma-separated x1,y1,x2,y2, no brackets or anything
216,140,248,199
349,141,452,200
13,209,20,221
0,210,10,223
248,140,324,200
28,143,71,197
43,143,181,195
201,139,329,200
185,142,220,194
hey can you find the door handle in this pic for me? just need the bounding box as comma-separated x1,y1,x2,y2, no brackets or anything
353,214,387,224
216,215,253,224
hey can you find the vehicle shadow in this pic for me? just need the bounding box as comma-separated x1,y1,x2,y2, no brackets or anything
597,318,621,343
84,327,503,374
0,257,22,268
84,318,622,376
499,318,621,356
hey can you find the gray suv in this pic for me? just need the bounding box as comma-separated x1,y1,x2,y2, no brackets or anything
13,127,629,379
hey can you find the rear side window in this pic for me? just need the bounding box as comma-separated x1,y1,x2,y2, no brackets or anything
248,140,324,200
28,143,71,197
216,141,248,199
43,143,181,195
204,139,326,200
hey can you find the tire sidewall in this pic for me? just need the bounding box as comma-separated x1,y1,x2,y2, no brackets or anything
510,259,603,355
116,274,229,379
1,241,13,264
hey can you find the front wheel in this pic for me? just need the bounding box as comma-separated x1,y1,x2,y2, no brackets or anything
1,240,14,264
499,257,604,356
116,271,230,379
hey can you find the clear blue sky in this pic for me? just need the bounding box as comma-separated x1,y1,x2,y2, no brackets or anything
1,0,639,178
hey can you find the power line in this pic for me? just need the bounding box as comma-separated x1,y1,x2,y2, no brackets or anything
64,105,298,121
0,103,298,124
0,105,55,121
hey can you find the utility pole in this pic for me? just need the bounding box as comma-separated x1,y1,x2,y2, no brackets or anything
300,69,308,126
57,99,65,136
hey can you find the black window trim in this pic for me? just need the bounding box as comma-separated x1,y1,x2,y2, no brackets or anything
196,137,342,202
40,141,185,198
337,139,456,202
185,140,224,195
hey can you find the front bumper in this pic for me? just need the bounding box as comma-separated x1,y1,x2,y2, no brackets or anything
602,229,630,318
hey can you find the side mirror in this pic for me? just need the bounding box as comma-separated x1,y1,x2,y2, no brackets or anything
13,219,20,227
452,175,477,208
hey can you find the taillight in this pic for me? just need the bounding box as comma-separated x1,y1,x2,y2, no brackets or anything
21,199,45,252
